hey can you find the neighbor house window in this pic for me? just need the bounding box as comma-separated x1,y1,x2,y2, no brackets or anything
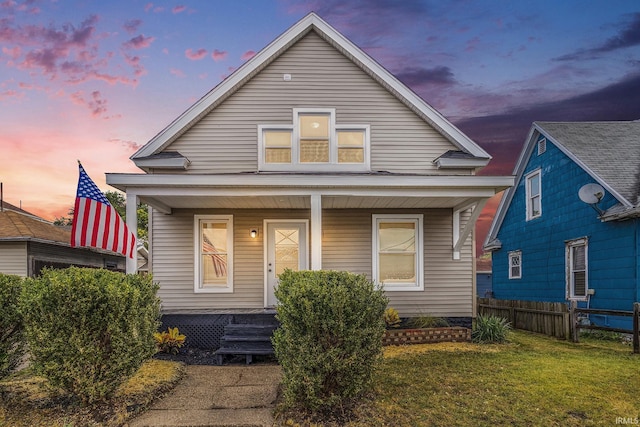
526,169,541,220
194,215,233,293
508,251,521,279
567,238,587,300
372,214,423,291
259,108,369,171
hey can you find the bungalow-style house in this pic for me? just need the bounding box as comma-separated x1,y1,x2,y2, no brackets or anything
484,121,640,329
107,13,512,350
0,200,125,277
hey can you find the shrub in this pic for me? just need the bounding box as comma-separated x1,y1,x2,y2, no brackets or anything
383,307,401,329
0,274,25,378
272,270,388,413
20,267,160,404
154,327,186,354
472,314,511,343
406,315,449,329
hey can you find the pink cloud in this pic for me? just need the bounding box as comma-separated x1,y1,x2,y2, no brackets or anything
144,3,153,12
2,46,21,58
212,49,227,61
185,48,207,60
162,47,169,55
0,89,23,100
241,50,256,61
172,5,186,14
69,90,108,116
170,68,186,78
123,19,142,34
123,34,155,50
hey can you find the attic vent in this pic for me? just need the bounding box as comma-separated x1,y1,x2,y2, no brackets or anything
537,138,547,155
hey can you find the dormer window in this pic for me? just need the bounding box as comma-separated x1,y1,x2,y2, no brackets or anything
259,108,369,171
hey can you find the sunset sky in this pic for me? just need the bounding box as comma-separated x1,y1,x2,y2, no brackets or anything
1,0,639,254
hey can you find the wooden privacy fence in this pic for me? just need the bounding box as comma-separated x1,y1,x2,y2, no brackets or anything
477,298,640,353
476,298,570,339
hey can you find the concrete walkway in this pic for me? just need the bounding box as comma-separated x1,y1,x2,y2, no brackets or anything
129,364,282,427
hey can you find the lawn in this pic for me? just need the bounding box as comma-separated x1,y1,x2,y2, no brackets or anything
0,359,184,427
348,331,640,426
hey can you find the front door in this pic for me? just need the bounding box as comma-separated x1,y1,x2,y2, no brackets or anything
265,220,308,307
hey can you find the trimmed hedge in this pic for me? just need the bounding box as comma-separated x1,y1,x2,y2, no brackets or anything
20,267,160,404
272,270,387,412
0,273,25,378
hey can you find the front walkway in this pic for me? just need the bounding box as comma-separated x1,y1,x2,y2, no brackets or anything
129,364,282,427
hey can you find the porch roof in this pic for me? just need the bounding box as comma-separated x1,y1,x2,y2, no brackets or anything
106,172,514,213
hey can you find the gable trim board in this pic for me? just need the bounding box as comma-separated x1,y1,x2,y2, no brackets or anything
131,12,490,166
484,121,640,250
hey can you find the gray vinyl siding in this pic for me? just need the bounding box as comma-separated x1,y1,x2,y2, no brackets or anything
152,209,309,310
323,209,473,317
154,208,473,316
159,31,464,175
0,242,27,277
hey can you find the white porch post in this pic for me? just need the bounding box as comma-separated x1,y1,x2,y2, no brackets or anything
126,192,138,274
310,193,322,270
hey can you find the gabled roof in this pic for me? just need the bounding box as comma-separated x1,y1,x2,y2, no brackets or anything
1,200,36,217
484,120,640,250
0,209,70,244
132,12,490,163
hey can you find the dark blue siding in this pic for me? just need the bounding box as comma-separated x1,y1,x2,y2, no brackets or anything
492,133,639,329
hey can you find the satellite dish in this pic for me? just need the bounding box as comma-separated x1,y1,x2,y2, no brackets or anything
578,183,605,205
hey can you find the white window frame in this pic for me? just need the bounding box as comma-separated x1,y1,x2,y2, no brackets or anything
372,214,424,291
508,250,521,279
194,215,234,293
258,108,370,172
566,238,588,300
525,169,542,220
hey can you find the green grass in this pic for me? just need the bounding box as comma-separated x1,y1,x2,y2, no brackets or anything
343,331,640,426
275,331,640,426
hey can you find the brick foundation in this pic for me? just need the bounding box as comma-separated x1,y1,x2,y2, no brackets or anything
383,327,471,346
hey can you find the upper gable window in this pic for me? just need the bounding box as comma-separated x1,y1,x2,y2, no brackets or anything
259,108,370,171
525,169,541,220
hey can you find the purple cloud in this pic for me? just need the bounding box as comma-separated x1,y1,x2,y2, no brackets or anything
185,48,207,60
123,34,155,50
556,13,640,61
123,19,142,34
241,50,255,61
396,66,457,87
172,5,186,14
212,49,227,61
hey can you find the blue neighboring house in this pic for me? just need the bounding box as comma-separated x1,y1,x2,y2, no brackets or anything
484,121,640,329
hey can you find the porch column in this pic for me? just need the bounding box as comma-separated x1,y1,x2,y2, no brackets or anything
126,193,138,274
310,193,322,270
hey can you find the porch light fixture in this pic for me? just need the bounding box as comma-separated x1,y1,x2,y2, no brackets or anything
250,229,258,238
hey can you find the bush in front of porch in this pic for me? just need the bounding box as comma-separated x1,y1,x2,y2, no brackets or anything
273,270,387,416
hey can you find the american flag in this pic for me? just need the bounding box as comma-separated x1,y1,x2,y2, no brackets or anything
70,163,136,258
202,234,227,277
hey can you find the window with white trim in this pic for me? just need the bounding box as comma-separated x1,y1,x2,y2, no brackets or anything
526,169,541,220
372,214,423,291
259,108,369,171
508,251,521,279
567,238,587,300
194,215,233,293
